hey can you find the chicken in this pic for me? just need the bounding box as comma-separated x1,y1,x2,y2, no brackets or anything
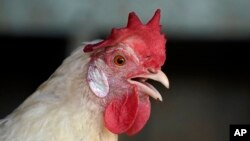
0,9,169,141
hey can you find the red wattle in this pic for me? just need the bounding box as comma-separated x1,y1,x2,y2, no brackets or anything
104,87,151,135
104,89,139,134
126,96,151,136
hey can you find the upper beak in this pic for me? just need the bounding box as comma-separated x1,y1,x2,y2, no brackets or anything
128,70,169,101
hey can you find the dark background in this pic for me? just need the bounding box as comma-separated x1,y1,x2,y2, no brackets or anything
0,34,67,116
0,34,249,141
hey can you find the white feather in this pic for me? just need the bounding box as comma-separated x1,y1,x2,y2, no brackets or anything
0,41,117,141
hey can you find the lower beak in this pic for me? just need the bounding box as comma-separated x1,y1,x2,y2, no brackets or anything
128,70,169,101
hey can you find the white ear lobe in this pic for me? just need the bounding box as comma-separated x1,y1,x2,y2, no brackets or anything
87,62,109,98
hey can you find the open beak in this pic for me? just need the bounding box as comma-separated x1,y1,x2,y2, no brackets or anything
128,70,169,101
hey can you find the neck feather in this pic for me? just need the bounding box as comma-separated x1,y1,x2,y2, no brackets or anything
1,45,117,141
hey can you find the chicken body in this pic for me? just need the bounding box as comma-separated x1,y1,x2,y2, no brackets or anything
0,43,117,141
0,9,168,141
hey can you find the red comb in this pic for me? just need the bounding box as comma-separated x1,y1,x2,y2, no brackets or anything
84,9,166,68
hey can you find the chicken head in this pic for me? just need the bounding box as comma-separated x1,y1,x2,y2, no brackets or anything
84,9,169,136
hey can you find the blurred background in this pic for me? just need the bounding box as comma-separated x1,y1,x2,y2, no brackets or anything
0,0,250,141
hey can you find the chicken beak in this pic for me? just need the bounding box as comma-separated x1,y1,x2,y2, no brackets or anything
144,70,170,89
128,70,169,101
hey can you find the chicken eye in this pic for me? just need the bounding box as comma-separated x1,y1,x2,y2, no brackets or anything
114,55,126,66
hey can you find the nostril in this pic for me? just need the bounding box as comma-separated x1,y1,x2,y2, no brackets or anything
147,68,157,74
